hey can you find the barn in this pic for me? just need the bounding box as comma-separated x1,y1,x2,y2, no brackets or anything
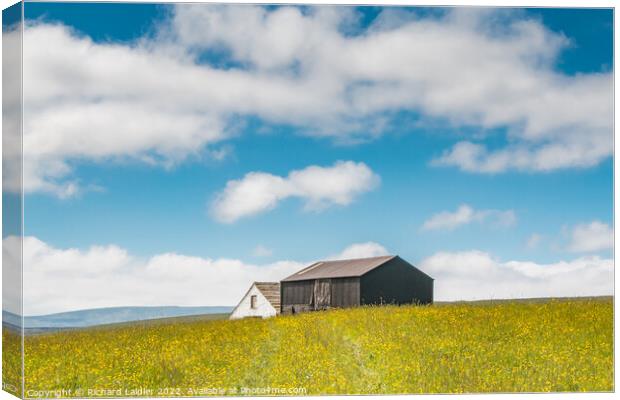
280,255,433,314
229,282,280,319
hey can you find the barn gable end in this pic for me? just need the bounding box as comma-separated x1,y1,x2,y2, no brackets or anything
360,256,433,305
255,282,280,312
229,282,280,320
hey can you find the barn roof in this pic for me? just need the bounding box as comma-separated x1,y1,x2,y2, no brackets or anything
255,282,280,310
282,255,397,282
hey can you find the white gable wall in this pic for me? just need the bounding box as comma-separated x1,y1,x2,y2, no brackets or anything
229,283,277,320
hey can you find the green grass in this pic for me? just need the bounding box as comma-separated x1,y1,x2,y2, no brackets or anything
4,297,613,396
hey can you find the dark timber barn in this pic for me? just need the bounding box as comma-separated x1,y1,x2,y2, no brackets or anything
280,255,433,314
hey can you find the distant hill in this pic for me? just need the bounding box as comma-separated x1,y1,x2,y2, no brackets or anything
3,306,233,329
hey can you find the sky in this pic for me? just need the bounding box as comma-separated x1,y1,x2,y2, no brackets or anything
4,3,613,315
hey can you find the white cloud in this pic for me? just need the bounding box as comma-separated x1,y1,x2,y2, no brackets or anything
14,235,305,315
3,235,22,316
422,204,516,231
12,6,612,195
433,132,612,173
525,233,543,249
252,245,273,258
422,204,476,231
170,6,611,171
567,221,613,253
420,250,613,301
2,23,22,196
332,242,390,260
18,23,230,196
211,161,380,223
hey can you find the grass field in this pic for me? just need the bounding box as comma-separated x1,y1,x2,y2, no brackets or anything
3,297,613,396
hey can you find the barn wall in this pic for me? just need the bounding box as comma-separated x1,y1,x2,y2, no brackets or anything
229,284,277,320
281,280,314,310
330,277,360,308
360,257,433,305
282,278,361,311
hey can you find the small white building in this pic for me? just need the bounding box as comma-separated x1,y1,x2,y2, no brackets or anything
229,282,280,320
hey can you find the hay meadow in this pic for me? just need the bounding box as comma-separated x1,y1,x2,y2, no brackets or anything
4,297,613,397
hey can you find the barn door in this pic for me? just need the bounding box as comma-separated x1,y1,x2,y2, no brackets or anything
313,279,331,310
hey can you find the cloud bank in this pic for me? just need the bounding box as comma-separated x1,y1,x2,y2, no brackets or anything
422,204,516,231
6,235,612,315
11,236,390,315
211,161,379,223
9,6,612,196
420,250,613,301
12,236,302,315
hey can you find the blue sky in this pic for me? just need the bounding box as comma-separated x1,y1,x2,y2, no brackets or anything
10,3,613,313
25,124,612,264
